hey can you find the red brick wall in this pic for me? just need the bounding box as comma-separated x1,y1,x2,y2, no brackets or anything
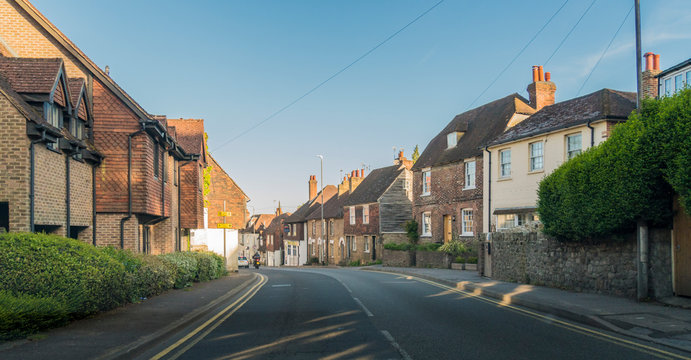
343,203,379,236
412,158,484,242
206,157,247,230
179,161,203,229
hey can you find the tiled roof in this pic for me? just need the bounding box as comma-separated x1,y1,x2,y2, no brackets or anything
344,165,405,206
167,118,205,155
306,191,349,220
265,212,292,233
0,72,48,126
285,185,338,223
0,57,63,94
67,78,84,105
489,89,636,146
412,93,534,170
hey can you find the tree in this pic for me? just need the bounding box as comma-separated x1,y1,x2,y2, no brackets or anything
412,145,420,164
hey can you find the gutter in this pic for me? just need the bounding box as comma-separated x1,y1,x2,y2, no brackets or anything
586,120,595,147
120,124,146,249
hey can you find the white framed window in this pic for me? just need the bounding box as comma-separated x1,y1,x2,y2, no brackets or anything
461,209,473,236
349,206,356,225
352,236,357,251
447,132,458,149
566,133,582,160
312,221,316,234
529,142,544,171
422,169,431,195
364,235,370,252
665,78,672,96
422,212,431,236
496,213,538,230
363,205,369,224
464,161,476,189
499,149,511,178
43,102,63,128
329,220,334,236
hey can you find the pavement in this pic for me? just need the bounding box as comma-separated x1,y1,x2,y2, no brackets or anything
2,266,691,358
363,265,691,355
0,272,259,360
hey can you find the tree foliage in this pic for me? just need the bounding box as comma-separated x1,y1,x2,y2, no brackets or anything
412,145,420,164
538,89,691,241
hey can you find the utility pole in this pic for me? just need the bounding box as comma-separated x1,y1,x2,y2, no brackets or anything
317,155,325,263
635,0,642,109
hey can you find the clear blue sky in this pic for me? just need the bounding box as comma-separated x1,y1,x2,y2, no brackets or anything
32,0,691,215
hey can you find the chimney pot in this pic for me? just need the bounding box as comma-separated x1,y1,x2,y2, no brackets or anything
653,54,660,70
538,66,545,81
532,66,539,82
545,72,551,82
644,52,654,71
361,168,365,177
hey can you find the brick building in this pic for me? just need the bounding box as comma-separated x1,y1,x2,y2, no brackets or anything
412,80,538,243
0,0,197,252
263,206,290,266
205,154,249,231
343,161,412,264
0,58,101,240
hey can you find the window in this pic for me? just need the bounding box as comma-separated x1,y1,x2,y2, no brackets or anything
422,212,431,236
312,221,316,234
566,133,582,160
447,132,457,149
461,209,473,236
329,220,334,236
173,160,178,185
153,143,160,178
43,102,63,128
287,246,291,256
422,170,431,195
665,78,672,96
529,142,544,171
496,213,538,230
363,205,369,224
364,235,370,252
500,150,511,178
675,74,684,93
464,161,475,189
687,71,691,89
352,236,357,251
349,206,356,225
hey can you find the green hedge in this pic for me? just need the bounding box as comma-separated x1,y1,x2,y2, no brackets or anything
537,89,690,241
0,233,227,340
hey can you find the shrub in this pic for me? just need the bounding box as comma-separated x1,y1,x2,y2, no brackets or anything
0,290,69,340
404,220,419,245
160,252,199,289
537,90,691,241
416,243,441,252
348,260,361,266
438,240,468,257
0,233,129,317
310,257,320,265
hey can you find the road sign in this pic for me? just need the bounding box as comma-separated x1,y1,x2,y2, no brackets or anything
217,223,233,229
218,211,231,217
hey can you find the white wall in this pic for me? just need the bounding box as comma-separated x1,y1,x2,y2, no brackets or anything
190,228,239,271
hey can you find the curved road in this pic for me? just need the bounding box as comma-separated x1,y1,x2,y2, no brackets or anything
141,268,689,360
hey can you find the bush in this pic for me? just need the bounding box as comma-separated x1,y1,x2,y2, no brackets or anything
438,240,468,257
0,290,69,340
404,220,419,245
0,233,129,317
537,90,691,241
416,243,441,252
309,257,320,265
348,260,361,266
160,252,199,289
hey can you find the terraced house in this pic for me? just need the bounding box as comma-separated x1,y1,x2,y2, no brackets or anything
0,0,199,252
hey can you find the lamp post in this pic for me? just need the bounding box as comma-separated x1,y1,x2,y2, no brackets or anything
316,155,325,263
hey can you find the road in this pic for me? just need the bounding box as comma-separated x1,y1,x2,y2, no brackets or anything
140,268,689,360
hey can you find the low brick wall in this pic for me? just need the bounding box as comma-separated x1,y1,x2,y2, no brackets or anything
416,251,452,269
484,229,672,299
383,249,414,267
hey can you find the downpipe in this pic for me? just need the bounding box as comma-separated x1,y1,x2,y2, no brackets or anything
29,129,46,232
120,125,145,249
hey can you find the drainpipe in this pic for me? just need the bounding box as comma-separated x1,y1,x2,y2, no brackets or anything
29,129,47,232
586,120,595,147
65,152,71,238
92,166,97,245
484,146,492,233
637,220,649,300
120,124,145,249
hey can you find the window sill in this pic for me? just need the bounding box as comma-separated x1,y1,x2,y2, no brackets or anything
461,232,473,237
462,186,476,191
421,193,431,197
497,176,512,182
421,234,432,238
528,169,544,175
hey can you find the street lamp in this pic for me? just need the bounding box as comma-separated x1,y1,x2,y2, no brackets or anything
316,155,325,263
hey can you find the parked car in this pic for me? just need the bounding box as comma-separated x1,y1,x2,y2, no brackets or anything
238,256,249,268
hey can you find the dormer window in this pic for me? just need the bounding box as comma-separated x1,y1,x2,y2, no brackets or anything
69,118,85,140
447,132,461,149
43,102,63,128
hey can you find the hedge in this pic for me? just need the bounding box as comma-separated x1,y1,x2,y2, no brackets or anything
537,89,690,241
0,233,227,340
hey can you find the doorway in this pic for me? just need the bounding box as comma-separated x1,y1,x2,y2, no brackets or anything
674,198,691,296
443,215,452,243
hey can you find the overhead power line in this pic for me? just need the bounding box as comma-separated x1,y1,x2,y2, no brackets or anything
466,0,570,110
212,0,445,152
544,0,598,66
576,5,634,96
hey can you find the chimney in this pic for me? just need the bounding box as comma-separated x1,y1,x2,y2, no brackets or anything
275,202,282,216
338,176,349,196
641,52,662,99
349,169,365,193
394,151,413,170
308,175,317,200
527,65,557,111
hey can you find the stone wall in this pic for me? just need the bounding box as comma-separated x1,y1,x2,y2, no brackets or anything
416,251,452,269
383,249,414,267
484,230,672,299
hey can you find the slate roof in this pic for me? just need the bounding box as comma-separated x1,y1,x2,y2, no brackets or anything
167,118,205,156
306,192,350,220
284,185,338,223
0,57,63,94
344,165,405,206
265,212,292,233
489,89,636,146
412,93,535,170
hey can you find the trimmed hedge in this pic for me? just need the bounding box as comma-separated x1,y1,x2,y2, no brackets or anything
0,233,227,340
538,89,690,241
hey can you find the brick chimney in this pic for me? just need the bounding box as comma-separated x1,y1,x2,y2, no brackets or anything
642,52,662,99
308,175,317,200
527,65,556,110
275,202,282,216
393,151,413,170
349,169,365,193
338,176,349,196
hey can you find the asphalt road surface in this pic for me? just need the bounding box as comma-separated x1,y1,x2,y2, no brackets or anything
141,268,689,360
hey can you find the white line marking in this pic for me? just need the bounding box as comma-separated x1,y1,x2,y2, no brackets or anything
271,284,292,287
381,330,413,360
336,278,353,293
353,297,374,317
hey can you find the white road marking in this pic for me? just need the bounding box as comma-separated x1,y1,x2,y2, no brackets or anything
271,284,291,287
353,297,374,317
335,278,353,293
381,330,413,360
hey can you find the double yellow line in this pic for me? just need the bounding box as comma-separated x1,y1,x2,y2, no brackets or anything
382,271,689,360
151,274,267,360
